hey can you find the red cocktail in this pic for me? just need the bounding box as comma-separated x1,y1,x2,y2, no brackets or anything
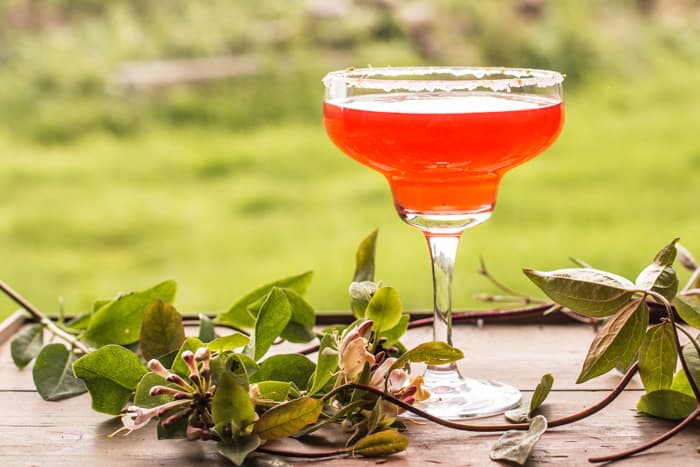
323,67,565,419
324,93,563,214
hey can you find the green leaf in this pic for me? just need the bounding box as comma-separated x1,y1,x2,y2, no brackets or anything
210,353,259,388
245,288,292,361
280,321,315,344
134,372,175,408
139,300,186,361
212,372,256,430
652,238,679,267
73,345,147,414
505,374,554,423
529,373,554,415
349,281,379,319
354,229,378,283
377,314,409,347
218,271,313,329
11,324,43,369
81,280,177,347
251,354,316,390
636,266,678,302
389,341,464,374
216,434,260,466
65,313,91,331
490,415,548,465
637,389,697,420
256,381,292,402
671,370,694,397
279,289,316,343
208,333,250,353
577,298,648,383
308,334,338,396
198,313,216,343
681,335,700,389
636,239,679,301
674,295,700,330
366,287,403,333
348,229,379,317
93,299,111,313
32,343,87,401
171,337,205,378
253,397,323,440
638,322,677,392
524,268,636,317
352,430,409,457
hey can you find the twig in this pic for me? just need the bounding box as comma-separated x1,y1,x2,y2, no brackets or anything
682,268,700,293
478,256,533,299
588,406,700,463
407,303,555,329
0,279,91,354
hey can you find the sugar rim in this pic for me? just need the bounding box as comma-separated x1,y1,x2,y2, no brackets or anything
322,66,564,92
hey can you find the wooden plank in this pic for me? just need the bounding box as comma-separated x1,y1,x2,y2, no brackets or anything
0,310,25,344
2,319,697,465
0,323,644,392
0,391,697,466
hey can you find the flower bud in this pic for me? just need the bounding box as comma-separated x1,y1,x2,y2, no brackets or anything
194,347,210,362
147,359,170,378
677,243,698,271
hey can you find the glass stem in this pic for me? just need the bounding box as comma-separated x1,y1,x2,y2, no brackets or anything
425,233,461,351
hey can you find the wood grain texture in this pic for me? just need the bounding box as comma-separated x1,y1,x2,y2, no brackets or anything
1,319,698,466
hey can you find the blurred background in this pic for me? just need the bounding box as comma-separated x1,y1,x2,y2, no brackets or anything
1,0,700,319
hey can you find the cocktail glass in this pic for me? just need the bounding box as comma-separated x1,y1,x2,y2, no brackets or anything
323,67,564,419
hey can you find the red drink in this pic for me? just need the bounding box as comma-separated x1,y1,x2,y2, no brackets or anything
323,92,564,214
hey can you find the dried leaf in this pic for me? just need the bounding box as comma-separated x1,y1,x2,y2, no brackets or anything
490,415,548,465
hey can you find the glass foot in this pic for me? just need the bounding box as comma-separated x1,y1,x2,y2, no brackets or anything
408,365,522,420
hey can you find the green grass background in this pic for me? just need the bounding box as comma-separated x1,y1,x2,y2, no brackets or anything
1,1,700,320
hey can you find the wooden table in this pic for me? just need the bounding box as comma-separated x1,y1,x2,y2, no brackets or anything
1,311,699,466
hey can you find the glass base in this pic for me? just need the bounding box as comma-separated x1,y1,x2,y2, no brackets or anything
408,364,521,420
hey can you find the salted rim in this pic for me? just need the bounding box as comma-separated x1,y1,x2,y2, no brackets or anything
322,66,564,92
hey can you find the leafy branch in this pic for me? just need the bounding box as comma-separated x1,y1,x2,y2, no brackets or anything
4,233,700,465
0,279,91,355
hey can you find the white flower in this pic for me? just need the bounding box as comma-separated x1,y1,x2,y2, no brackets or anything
338,320,376,380
369,357,408,392
109,399,190,437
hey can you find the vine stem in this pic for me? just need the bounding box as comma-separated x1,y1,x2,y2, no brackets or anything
588,290,700,463
0,279,91,355
322,365,637,433
256,445,348,459
682,268,700,293
588,406,700,463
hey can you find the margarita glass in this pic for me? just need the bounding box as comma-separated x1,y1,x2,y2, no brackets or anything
323,67,564,418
